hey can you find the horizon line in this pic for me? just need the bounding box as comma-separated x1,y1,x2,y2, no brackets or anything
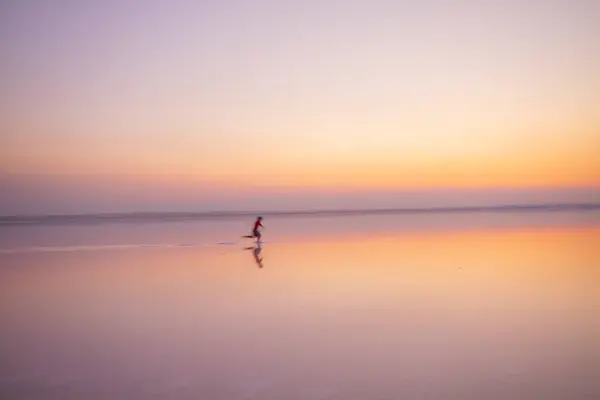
1,202,599,227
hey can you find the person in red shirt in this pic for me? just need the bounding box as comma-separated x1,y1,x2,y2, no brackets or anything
252,216,263,241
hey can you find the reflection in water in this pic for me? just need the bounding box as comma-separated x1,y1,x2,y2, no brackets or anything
0,219,598,399
244,242,264,268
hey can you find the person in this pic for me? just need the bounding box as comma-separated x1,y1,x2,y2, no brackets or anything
252,216,263,241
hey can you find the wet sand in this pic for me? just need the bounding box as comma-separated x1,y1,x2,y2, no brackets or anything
1,213,599,399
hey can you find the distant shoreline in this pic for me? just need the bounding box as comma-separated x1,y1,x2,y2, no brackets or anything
1,202,599,227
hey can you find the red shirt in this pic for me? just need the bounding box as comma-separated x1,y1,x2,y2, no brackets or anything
253,220,262,230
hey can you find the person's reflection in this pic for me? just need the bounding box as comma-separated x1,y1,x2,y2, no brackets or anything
244,242,264,268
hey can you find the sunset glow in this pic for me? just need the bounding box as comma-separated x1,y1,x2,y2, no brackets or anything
1,1,598,214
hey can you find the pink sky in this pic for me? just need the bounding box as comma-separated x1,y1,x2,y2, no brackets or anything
1,1,598,214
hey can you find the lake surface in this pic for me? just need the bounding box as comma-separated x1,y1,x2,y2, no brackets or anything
1,211,599,399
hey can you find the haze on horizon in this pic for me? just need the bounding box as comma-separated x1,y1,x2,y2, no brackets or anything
1,0,599,215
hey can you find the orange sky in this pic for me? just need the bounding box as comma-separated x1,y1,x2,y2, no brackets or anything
0,1,599,213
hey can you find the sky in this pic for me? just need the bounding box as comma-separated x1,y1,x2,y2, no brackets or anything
1,0,599,214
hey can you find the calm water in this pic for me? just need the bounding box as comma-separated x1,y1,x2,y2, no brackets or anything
1,212,599,399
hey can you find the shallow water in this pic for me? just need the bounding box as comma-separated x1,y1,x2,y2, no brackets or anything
1,212,599,399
